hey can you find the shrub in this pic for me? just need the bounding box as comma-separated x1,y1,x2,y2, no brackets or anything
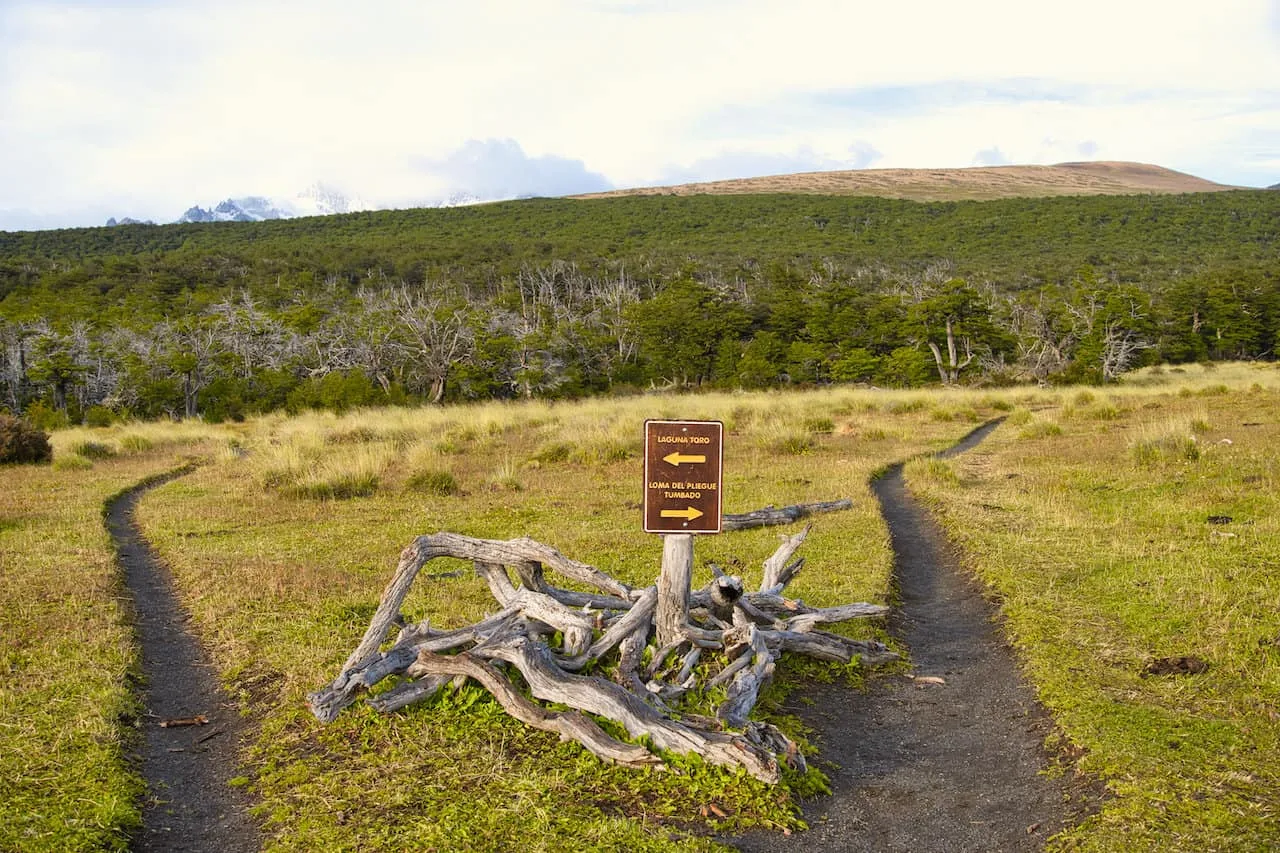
83,405,116,427
0,415,53,464
23,402,70,431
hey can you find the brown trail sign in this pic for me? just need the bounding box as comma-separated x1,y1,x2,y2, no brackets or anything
643,419,723,533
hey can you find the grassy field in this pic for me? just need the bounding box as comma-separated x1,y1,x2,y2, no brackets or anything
131,389,1013,851
4,365,1279,850
907,363,1280,852
0,420,229,852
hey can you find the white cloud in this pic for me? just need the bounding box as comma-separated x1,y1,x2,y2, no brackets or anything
1,0,1278,228
411,139,613,201
658,142,881,184
973,147,1011,167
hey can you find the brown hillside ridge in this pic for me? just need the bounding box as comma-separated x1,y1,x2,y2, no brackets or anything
574,161,1241,202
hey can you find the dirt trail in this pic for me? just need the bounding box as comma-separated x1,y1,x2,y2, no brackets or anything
732,421,1076,852
108,472,261,853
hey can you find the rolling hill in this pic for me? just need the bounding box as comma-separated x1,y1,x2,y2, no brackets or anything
576,161,1239,202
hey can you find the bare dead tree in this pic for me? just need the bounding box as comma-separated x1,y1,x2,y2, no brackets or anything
0,320,32,411
384,285,475,404
1007,294,1079,383
208,294,297,377
925,317,974,385
1100,320,1154,381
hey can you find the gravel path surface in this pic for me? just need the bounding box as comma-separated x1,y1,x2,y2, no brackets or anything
108,472,261,853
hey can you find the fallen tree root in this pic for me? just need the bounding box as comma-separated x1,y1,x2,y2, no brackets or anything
309,525,894,782
722,499,853,531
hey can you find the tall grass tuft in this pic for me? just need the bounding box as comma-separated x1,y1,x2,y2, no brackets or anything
1130,416,1203,466
406,468,460,496
489,457,523,491
119,434,154,453
1018,418,1063,440
69,440,116,459
281,445,392,499
530,441,575,464
760,427,814,455
907,457,961,486
803,415,836,434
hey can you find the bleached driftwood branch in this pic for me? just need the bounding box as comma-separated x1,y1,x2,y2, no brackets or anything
308,524,892,783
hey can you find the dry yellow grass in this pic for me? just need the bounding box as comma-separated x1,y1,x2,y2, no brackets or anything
575,161,1239,202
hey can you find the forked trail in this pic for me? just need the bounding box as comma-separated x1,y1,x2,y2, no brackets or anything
734,420,1082,852
108,472,261,853
109,423,1077,853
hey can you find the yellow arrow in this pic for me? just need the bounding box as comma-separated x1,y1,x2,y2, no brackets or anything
662,452,707,466
660,506,704,521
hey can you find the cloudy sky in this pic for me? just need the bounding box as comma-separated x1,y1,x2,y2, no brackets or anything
2,0,1278,230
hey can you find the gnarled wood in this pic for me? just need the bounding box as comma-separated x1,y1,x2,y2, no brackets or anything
760,525,811,592
476,636,781,782
311,522,896,780
412,650,663,771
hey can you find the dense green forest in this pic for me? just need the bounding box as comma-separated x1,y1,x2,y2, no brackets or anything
1,190,1277,423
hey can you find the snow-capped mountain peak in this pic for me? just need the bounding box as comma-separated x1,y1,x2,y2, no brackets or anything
177,196,290,224
162,182,502,226
286,182,376,217
174,184,375,224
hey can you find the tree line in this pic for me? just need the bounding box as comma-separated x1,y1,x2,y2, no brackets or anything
1,191,1277,424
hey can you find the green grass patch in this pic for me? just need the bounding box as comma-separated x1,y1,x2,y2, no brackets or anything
52,453,94,471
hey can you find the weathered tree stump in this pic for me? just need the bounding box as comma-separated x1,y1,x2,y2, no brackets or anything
308,522,894,783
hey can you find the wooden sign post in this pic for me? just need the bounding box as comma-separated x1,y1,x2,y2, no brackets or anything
644,420,723,645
